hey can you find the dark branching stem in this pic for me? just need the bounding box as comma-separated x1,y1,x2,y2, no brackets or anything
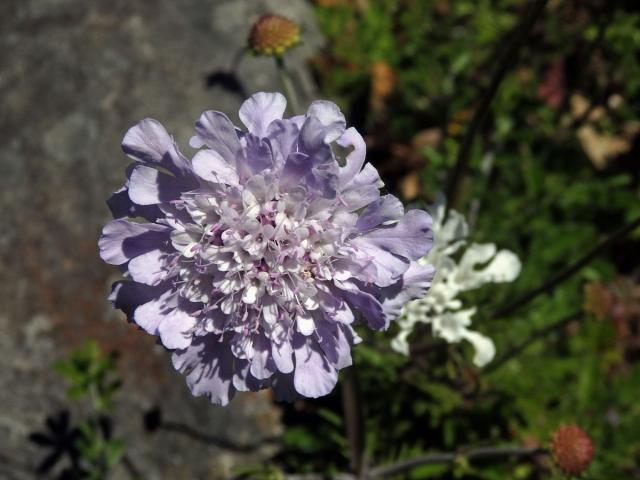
492,215,640,319
283,446,547,479
484,311,582,374
342,367,366,477
160,421,279,453
367,446,547,478
444,0,548,218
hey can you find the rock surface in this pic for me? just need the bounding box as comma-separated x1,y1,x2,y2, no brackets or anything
0,1,322,478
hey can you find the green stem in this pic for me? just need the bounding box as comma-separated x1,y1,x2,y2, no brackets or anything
275,56,302,114
492,215,640,319
443,0,548,220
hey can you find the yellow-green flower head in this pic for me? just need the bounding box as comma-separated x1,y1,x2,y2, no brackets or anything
249,15,300,56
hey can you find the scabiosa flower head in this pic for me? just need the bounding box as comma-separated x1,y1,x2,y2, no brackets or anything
551,424,595,476
99,92,434,405
249,15,301,56
391,201,521,367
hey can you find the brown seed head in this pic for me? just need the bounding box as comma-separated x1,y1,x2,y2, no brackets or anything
249,15,300,56
551,424,595,476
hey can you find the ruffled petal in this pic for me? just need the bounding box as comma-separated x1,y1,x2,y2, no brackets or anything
333,280,388,330
122,119,190,174
190,110,242,165
133,288,178,335
107,187,162,221
128,249,173,285
239,92,287,138
109,281,171,320
158,309,197,349
379,262,436,320
99,220,169,265
267,118,300,166
128,165,183,205
348,242,410,287
192,149,240,185
292,333,338,398
306,100,346,143
354,209,433,262
355,194,404,232
172,335,236,406
337,127,366,188
249,334,277,380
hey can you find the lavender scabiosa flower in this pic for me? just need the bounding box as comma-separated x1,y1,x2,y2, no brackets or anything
99,92,434,405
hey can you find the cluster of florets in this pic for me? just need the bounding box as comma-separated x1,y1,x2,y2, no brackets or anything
100,92,434,404
551,425,595,475
249,15,300,56
392,202,521,367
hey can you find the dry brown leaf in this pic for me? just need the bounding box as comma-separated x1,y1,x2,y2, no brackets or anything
399,173,420,201
370,61,397,112
412,128,443,150
577,125,631,169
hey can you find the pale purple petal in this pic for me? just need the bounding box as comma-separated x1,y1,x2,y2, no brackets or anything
107,187,162,221
337,127,366,187
99,219,169,265
158,309,197,349
133,288,178,334
267,119,300,166
172,335,236,406
293,334,338,398
348,242,410,286
123,119,172,162
306,100,346,143
355,195,404,232
272,338,294,374
279,152,311,191
232,360,265,392
128,250,172,285
379,262,436,319
191,110,242,165
122,119,190,174
333,280,388,330
239,92,287,138
241,134,274,175
355,210,433,261
109,281,171,320
128,165,182,205
192,149,240,185
249,334,277,380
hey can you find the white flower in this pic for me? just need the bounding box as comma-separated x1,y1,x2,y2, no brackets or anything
392,202,521,367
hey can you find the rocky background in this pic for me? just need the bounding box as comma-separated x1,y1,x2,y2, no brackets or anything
0,1,322,478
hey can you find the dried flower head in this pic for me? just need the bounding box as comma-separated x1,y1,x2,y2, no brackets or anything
99,92,434,405
551,425,595,476
249,15,300,56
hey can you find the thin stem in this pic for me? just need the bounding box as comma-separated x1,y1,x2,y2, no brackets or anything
444,0,548,218
275,56,302,114
282,446,547,480
160,420,279,452
492,215,640,319
342,367,366,477
484,311,581,374
367,446,546,478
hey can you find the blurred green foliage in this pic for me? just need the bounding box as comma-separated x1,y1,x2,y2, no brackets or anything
34,341,128,479
266,0,640,478
55,340,122,413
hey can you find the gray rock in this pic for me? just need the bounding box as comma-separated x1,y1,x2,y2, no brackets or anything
0,1,322,478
